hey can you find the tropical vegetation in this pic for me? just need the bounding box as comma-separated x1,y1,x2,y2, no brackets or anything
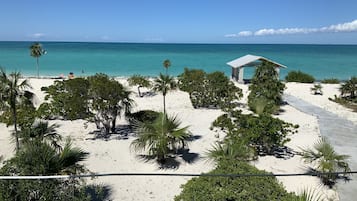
340,76,357,100
39,77,91,120
310,83,323,95
211,110,298,157
175,160,301,201
301,137,350,187
330,76,357,112
321,78,340,84
152,73,176,115
0,120,108,200
285,70,315,83
88,73,134,135
29,42,46,78
248,61,285,114
127,74,152,97
131,113,191,163
0,68,34,151
38,74,134,136
178,68,242,111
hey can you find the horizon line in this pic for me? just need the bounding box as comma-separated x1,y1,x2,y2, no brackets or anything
1,40,357,46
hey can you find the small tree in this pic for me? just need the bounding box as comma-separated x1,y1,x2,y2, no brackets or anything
39,78,91,120
152,73,176,116
88,73,134,135
248,61,285,114
340,76,357,99
131,113,191,163
178,68,242,110
163,59,171,75
301,137,350,187
30,42,46,78
127,74,152,97
0,68,33,151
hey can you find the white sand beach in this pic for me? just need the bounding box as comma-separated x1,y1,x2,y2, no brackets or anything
1,78,353,200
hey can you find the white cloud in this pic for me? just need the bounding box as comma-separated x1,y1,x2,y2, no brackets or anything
238,31,253,36
30,33,46,39
322,19,357,32
224,33,238,38
225,19,357,37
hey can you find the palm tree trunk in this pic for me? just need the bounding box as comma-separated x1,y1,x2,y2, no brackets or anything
36,57,39,78
12,105,19,151
163,95,166,116
111,118,116,133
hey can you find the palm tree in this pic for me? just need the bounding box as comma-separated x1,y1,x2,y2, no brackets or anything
30,42,46,78
152,73,176,115
127,74,152,97
18,120,62,151
0,68,33,151
340,76,357,99
131,113,191,163
207,139,256,163
310,83,323,95
163,59,171,76
13,138,88,175
301,137,350,186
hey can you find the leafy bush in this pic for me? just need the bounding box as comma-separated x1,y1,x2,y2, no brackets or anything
175,160,300,201
212,110,298,156
321,78,340,84
127,110,160,125
127,74,152,97
285,70,315,83
39,78,91,120
248,61,285,114
178,68,242,111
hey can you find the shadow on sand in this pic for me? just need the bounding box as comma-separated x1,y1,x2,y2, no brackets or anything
84,184,112,201
136,148,200,169
86,125,135,141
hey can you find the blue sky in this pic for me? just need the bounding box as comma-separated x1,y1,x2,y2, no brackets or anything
1,0,357,44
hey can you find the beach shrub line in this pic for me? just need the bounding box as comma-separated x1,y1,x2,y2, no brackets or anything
285,70,315,83
321,78,340,84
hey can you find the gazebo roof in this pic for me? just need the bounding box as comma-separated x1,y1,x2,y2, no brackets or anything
227,54,287,69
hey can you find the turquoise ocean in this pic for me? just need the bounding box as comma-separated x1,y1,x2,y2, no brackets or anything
0,41,357,80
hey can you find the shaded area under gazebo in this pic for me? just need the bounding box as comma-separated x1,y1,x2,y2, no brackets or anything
227,54,287,83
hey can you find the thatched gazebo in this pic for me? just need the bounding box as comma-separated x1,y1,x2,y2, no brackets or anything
227,54,287,83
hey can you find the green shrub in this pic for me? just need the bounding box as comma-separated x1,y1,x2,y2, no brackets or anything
321,78,340,84
248,61,285,114
40,78,91,120
127,110,160,125
285,70,315,83
175,160,300,201
178,68,242,111
212,110,298,156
